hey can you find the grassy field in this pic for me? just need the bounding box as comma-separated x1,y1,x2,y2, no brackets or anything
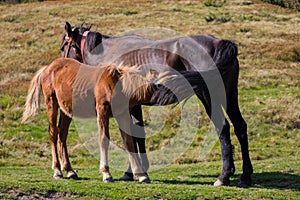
0,0,300,199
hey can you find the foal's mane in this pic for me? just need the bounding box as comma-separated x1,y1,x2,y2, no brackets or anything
103,64,157,101
122,66,157,101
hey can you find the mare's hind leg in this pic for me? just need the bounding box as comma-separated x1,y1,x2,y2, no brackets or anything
120,105,149,181
45,95,62,179
226,89,253,186
131,106,149,173
57,111,78,179
223,59,253,186
196,91,235,186
116,112,151,183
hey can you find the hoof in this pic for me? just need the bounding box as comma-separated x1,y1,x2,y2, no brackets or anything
238,176,252,187
119,172,134,181
53,173,63,179
213,178,229,186
67,171,78,180
103,176,114,183
138,175,151,184
213,179,224,186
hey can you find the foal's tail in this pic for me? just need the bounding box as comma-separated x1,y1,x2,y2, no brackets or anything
213,39,238,69
22,66,46,123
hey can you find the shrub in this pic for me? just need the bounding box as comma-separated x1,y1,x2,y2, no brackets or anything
277,46,300,62
204,12,232,23
261,0,300,11
203,0,226,7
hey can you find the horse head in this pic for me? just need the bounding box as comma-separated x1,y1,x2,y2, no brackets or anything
60,21,102,63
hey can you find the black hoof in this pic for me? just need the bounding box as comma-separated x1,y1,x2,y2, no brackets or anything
119,172,134,181
238,175,252,187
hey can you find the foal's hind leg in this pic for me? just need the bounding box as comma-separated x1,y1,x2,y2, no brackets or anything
45,95,62,179
196,91,235,186
226,90,253,186
57,112,78,179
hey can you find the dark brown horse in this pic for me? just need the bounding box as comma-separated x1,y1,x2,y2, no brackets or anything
60,22,253,186
22,57,207,183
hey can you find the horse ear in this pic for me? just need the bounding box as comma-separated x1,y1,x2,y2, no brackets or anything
95,32,102,43
65,22,73,39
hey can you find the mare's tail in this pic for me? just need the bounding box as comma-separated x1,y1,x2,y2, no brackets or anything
213,39,238,69
151,70,217,105
22,66,46,123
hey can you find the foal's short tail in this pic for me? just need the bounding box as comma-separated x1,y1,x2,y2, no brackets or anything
213,39,238,69
22,66,46,123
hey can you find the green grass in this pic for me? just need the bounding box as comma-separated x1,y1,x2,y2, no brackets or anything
1,158,299,199
0,0,300,199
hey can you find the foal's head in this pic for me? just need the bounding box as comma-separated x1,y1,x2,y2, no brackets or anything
60,21,102,62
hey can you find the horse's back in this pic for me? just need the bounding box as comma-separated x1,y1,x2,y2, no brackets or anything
41,58,106,118
101,34,223,71
87,32,237,73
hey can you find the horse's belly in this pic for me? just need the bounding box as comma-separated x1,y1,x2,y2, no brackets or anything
72,88,96,118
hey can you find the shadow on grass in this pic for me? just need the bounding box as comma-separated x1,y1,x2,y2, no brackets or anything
68,177,91,180
227,172,300,191
251,172,300,191
154,179,212,185
155,172,300,191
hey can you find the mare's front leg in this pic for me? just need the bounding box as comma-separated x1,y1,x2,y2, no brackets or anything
57,111,78,179
120,105,149,181
116,112,151,183
45,95,62,179
97,104,113,183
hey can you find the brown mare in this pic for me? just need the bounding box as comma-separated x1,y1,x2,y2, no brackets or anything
59,22,253,186
22,57,203,183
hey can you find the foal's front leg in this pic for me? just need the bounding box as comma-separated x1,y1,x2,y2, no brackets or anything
97,105,113,183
